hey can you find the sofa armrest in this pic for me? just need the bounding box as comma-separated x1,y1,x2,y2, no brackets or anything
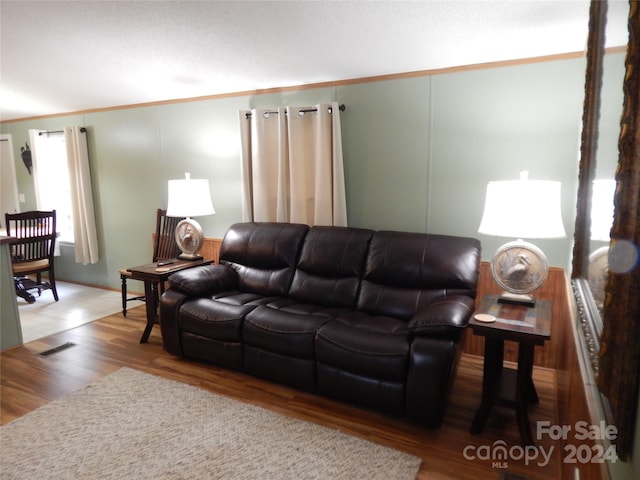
168,264,238,297
159,289,189,355
408,295,475,336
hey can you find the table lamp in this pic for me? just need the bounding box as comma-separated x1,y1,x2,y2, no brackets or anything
166,173,215,260
478,171,566,306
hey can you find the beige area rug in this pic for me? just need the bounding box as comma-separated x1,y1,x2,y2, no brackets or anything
0,368,421,480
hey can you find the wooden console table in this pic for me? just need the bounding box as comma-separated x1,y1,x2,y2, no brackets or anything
469,294,552,445
127,258,212,343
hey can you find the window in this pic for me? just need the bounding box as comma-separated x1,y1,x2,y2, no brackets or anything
31,132,74,243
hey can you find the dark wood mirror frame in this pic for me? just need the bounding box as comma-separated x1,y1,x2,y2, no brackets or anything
572,0,639,462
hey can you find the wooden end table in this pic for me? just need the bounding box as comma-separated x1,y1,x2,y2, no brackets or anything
127,258,212,343
469,294,552,445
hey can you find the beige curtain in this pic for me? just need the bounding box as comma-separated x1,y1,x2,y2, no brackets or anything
239,102,347,226
28,127,98,263
64,127,99,264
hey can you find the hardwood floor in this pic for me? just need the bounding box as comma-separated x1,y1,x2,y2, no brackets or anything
1,307,562,479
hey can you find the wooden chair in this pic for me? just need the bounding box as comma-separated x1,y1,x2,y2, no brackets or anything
5,210,59,303
119,209,183,316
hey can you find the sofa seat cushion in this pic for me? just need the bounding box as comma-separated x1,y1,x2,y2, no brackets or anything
179,298,256,342
315,315,410,382
243,305,332,359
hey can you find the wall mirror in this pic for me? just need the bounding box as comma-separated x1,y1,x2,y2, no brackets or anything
572,0,639,462
572,0,628,374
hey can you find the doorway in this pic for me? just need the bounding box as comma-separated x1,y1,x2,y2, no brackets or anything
0,134,20,225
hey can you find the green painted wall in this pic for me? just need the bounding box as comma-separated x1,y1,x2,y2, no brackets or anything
429,60,586,266
1,53,625,291
339,76,431,232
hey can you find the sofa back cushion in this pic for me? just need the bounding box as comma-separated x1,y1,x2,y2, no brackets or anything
289,226,373,308
358,231,481,320
219,222,309,297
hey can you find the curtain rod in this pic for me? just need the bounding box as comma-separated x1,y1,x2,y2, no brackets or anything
245,104,346,119
39,127,87,136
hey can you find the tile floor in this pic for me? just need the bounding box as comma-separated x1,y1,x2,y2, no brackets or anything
16,281,143,343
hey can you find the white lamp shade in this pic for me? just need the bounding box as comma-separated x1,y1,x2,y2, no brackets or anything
166,177,215,218
590,179,615,241
478,174,566,239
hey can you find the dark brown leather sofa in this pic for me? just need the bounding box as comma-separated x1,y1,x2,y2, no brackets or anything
160,222,481,427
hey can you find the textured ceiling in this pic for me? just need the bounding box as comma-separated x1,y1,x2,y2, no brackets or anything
0,0,630,121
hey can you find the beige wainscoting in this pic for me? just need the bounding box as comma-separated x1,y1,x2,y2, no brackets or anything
151,235,223,264
200,237,223,264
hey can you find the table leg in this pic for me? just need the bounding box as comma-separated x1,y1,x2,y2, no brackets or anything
471,337,504,434
516,343,536,445
121,275,127,317
139,280,159,344
527,373,539,404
